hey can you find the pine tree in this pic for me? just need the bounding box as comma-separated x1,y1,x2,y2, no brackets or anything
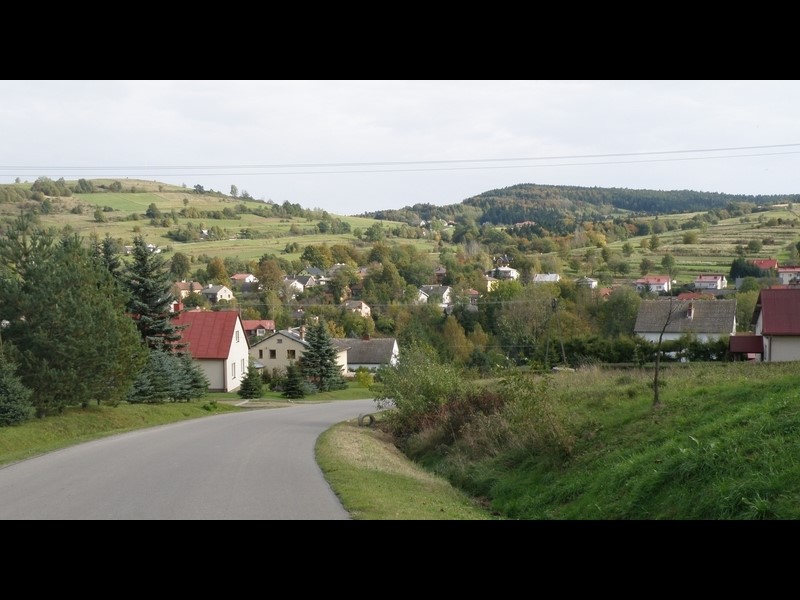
123,235,183,352
301,320,346,392
282,364,306,399
238,360,264,399
1,234,147,416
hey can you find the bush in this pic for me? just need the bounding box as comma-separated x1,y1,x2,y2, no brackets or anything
0,352,33,426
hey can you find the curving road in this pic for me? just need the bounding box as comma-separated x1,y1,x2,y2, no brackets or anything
0,399,379,520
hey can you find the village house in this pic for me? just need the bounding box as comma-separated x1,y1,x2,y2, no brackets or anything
249,327,348,375
174,311,250,392
633,299,737,343
749,287,800,362
693,273,728,290
241,319,276,339
777,266,800,285
342,300,371,318
417,285,453,308
575,276,598,289
332,336,399,372
199,284,235,304
172,281,205,300
635,275,672,294
532,273,561,284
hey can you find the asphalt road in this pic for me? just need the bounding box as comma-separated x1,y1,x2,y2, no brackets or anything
0,399,379,520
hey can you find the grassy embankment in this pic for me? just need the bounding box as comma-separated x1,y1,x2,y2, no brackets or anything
398,361,800,519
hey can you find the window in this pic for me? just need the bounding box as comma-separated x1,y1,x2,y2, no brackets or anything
241,358,245,373
287,349,296,360
257,328,265,336
269,350,276,359
231,362,236,378
277,338,283,344
235,331,240,343
259,350,263,359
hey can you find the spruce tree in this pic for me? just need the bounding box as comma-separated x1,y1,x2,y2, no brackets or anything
282,364,306,399
1,233,147,416
238,360,264,399
123,235,183,352
301,320,346,392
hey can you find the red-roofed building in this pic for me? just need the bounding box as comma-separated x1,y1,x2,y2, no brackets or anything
752,287,800,361
635,275,672,294
750,258,779,272
777,266,800,285
174,311,250,391
694,274,727,290
242,319,276,338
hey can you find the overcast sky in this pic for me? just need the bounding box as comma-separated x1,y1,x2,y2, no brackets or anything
2,80,800,215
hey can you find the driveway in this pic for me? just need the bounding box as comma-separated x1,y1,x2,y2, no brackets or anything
0,399,379,520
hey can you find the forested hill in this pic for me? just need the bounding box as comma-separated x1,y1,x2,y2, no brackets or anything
364,183,800,234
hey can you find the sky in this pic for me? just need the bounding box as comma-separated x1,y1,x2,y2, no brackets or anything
2,80,800,216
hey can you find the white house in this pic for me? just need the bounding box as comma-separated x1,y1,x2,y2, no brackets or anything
693,274,727,290
343,300,371,318
417,285,453,308
230,273,259,284
777,267,800,285
532,273,561,284
332,336,399,371
575,276,598,289
751,288,800,362
486,266,519,281
174,311,250,392
635,275,672,294
200,284,235,304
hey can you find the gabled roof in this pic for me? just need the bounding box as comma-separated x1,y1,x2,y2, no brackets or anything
694,274,726,281
200,285,231,295
753,288,800,335
230,273,256,281
174,311,243,359
332,337,397,365
343,300,369,310
419,285,451,296
242,319,275,332
634,299,736,335
751,258,778,270
266,329,310,347
173,281,204,292
295,275,317,286
635,275,671,284
677,292,715,300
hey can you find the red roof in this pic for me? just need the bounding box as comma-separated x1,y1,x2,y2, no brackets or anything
174,311,242,359
729,334,764,353
751,258,778,270
755,288,800,335
242,319,275,332
636,275,670,284
677,292,712,300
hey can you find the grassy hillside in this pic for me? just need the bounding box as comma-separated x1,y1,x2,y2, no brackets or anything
404,361,800,520
0,178,413,263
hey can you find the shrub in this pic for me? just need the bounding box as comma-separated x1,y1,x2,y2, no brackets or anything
0,352,33,426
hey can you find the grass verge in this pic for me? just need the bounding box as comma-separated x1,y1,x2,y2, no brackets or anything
0,400,239,467
316,418,498,520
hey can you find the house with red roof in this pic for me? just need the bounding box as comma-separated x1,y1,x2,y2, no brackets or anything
750,258,779,272
634,275,672,294
174,311,250,392
242,319,276,339
693,274,727,290
750,287,800,362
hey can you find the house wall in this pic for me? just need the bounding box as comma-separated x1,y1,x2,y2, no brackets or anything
765,336,800,362
250,336,307,374
638,332,721,344
224,319,250,392
197,358,226,391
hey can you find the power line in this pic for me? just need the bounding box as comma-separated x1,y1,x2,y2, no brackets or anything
2,143,799,173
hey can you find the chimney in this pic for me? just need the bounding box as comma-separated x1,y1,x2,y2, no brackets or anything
299,325,306,340
687,301,694,320
362,333,371,341
172,300,184,313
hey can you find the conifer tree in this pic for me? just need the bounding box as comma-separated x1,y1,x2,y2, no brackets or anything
301,321,346,392
282,364,306,399
237,360,264,399
0,346,33,426
123,235,183,352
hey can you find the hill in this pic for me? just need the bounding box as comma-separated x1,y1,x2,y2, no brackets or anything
0,177,413,264
364,183,800,235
